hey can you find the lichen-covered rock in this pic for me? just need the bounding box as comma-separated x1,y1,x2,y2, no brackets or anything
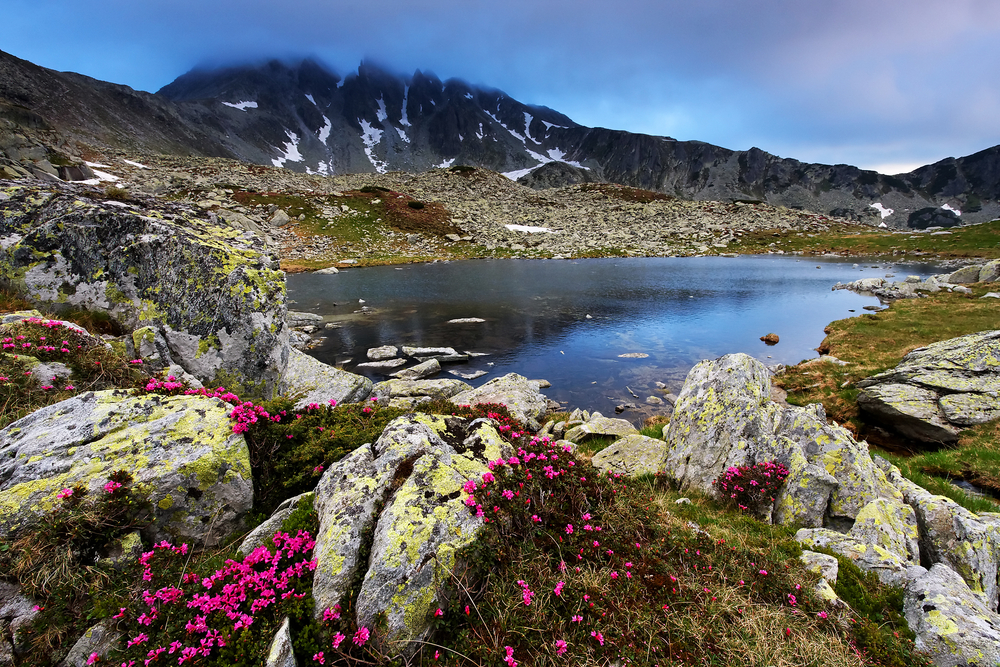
390,358,441,380
796,498,922,587
450,373,549,429
0,389,252,546
777,403,901,523
373,378,472,402
857,331,1000,444
564,416,639,443
58,620,119,667
0,581,37,659
663,353,901,529
904,563,1000,667
0,182,289,396
590,434,667,476
312,414,511,656
799,550,845,607
237,492,313,558
281,348,372,410
264,617,297,667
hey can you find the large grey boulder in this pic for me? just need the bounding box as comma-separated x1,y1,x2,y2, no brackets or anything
796,498,922,587
564,416,639,443
450,373,549,429
662,354,897,527
264,617,297,667
281,348,372,410
0,182,290,397
58,620,120,667
312,414,512,657
0,581,37,661
390,358,441,380
590,434,666,477
904,564,1000,667
857,331,1000,444
0,390,253,546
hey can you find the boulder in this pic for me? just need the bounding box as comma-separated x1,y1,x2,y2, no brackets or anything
904,564,1000,667
943,265,982,284
286,311,323,328
390,358,441,380
857,331,1000,444
58,620,119,667
662,354,899,528
372,378,472,402
0,390,252,546
590,434,667,477
367,345,399,361
796,498,922,587
264,617,297,667
450,373,549,429
281,348,372,410
0,182,289,396
799,550,845,607
564,416,640,443
978,259,1000,283
0,581,37,659
312,414,512,657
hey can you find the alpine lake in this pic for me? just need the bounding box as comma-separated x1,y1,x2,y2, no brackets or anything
287,255,939,422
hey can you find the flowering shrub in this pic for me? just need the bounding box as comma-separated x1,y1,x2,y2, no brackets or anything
713,460,790,517
109,530,318,666
0,316,149,428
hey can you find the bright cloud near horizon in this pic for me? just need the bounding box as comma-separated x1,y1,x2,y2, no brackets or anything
6,0,1000,174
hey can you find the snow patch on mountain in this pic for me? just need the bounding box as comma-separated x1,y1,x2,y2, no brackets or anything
318,116,332,144
486,111,526,143
546,148,588,169
436,158,456,168
122,159,149,169
305,93,316,106
307,160,334,176
523,113,540,144
222,100,258,111
81,162,120,184
464,92,473,100
476,123,484,140
941,203,962,216
376,96,388,122
505,224,555,233
359,119,388,173
869,203,894,219
502,167,538,180
271,130,304,168
541,120,567,131
400,85,410,126
396,127,410,143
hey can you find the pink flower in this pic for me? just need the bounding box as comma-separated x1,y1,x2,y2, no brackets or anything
313,652,325,664
818,611,828,619
353,627,370,646
86,652,99,665
571,614,583,622
503,646,518,667
590,631,604,646
555,639,568,655
565,524,574,534
434,608,444,617
57,488,73,499
331,633,346,649
103,480,122,494
554,581,565,596
323,605,341,621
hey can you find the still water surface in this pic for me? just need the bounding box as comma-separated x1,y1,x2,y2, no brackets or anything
287,256,937,420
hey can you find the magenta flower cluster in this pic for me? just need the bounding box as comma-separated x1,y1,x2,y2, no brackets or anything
115,531,317,666
712,460,790,515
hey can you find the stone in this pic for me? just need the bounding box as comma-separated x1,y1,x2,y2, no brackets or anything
447,318,485,324
564,416,640,443
0,390,252,546
857,330,1000,444
904,563,1000,667
449,370,488,380
799,550,845,607
313,266,340,274
978,259,1000,283
286,311,323,328
355,358,407,370
1,184,289,396
760,333,779,345
0,582,37,658
372,378,472,401
450,373,549,429
281,348,373,410
590,434,667,477
58,620,119,667
402,346,459,358
390,358,441,380
264,617,297,667
795,498,920,587
645,396,663,405
944,265,982,284
367,345,399,361
269,209,291,226
312,415,511,658
237,493,314,558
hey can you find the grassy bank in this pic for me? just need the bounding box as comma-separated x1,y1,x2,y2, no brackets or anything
776,284,1000,511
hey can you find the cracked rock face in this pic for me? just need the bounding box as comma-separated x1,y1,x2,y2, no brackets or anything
0,181,289,396
311,414,512,658
857,330,1000,445
0,389,253,546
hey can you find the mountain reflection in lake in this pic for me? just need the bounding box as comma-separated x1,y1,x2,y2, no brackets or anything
286,256,937,422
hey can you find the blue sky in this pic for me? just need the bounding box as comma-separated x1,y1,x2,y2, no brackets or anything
7,0,1000,173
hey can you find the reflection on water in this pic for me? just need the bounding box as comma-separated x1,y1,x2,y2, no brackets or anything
287,256,937,421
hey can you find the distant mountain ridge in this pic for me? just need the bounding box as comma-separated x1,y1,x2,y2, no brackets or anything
1,49,998,228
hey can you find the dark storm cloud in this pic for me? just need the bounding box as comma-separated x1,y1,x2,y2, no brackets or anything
6,0,1000,171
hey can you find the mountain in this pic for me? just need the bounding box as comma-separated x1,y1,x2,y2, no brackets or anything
1,49,998,228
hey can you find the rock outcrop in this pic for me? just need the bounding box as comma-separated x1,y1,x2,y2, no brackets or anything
450,373,549,430
833,259,1000,301
661,353,898,528
311,414,511,657
856,330,1000,444
280,347,373,410
0,180,289,396
0,389,253,546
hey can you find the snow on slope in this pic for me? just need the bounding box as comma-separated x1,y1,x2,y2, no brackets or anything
359,119,388,173
271,130,304,168
222,100,258,111
400,86,411,127
869,203,894,219
318,116,332,144
376,96,388,122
